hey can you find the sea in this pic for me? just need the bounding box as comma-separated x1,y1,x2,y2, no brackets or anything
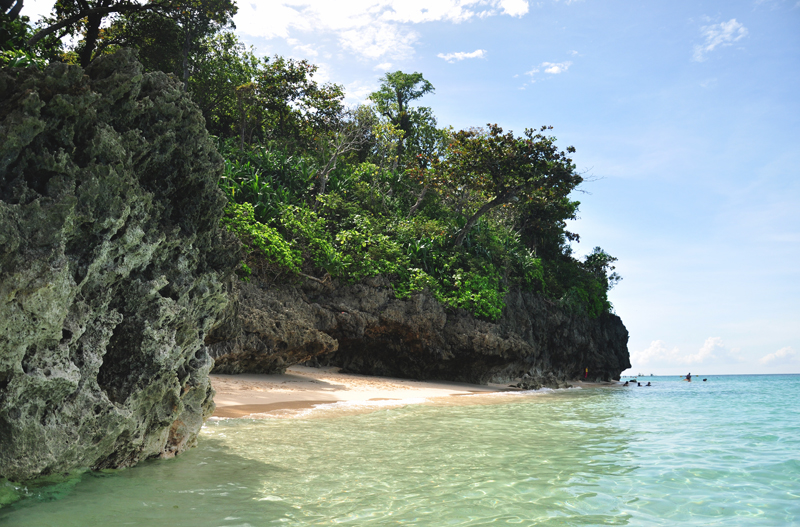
1,374,798,526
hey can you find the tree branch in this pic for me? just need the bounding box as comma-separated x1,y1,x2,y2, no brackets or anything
26,2,162,48
454,188,519,247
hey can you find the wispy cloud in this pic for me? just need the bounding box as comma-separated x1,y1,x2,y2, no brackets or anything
286,38,319,58
437,49,487,63
339,23,418,60
525,60,572,79
631,337,741,367
374,62,393,71
496,0,529,16
693,18,748,62
343,80,379,106
759,346,798,366
234,1,529,60
541,61,572,74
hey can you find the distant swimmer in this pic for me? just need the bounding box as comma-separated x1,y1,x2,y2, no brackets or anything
685,373,692,382
703,378,707,382
623,381,629,386
646,382,651,386
637,382,642,386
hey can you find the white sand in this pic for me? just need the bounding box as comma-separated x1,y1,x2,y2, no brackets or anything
210,365,617,418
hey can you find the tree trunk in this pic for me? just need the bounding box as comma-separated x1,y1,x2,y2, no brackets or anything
453,189,518,247
407,184,428,218
79,12,103,67
27,3,153,50
5,0,23,21
181,24,191,90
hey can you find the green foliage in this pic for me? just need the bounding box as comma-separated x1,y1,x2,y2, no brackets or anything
433,124,583,247
0,49,46,69
368,71,438,163
13,4,621,321
216,139,318,221
221,202,301,276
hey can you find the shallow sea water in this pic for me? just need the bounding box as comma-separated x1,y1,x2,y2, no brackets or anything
1,374,798,526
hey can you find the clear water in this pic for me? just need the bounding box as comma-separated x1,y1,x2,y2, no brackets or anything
1,375,798,526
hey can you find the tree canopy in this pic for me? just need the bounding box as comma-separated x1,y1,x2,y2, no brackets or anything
433,124,582,246
369,71,436,163
1,4,620,320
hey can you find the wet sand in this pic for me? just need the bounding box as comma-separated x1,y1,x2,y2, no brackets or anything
210,365,618,418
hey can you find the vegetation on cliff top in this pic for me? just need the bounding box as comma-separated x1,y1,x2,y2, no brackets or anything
2,2,620,320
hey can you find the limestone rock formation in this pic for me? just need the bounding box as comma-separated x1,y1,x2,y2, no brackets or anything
208,276,630,384
0,51,237,482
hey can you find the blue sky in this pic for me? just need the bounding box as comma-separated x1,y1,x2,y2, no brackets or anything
25,0,800,375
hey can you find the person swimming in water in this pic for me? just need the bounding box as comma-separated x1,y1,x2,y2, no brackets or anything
685,373,692,382
623,381,629,386
646,382,651,386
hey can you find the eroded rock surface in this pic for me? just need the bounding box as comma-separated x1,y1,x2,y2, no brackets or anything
0,51,237,482
208,276,630,384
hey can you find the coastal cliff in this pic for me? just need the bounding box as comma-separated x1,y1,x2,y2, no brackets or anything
207,276,630,385
0,49,628,489
0,51,237,482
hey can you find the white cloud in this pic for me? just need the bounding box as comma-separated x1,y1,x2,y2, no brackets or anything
233,1,529,60
343,80,379,106
525,60,571,79
631,337,740,367
437,49,487,63
374,62,394,71
286,38,319,58
759,346,798,366
497,0,530,17
339,23,418,60
541,61,572,74
630,340,682,365
693,18,748,62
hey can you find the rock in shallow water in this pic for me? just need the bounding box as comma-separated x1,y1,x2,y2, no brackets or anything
0,51,238,482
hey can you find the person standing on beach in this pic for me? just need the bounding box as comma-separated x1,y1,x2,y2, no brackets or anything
584,368,588,379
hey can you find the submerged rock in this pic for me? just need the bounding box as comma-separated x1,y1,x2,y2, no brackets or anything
0,51,237,482
208,276,630,384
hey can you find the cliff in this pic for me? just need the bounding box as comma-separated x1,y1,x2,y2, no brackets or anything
0,51,237,483
207,276,630,385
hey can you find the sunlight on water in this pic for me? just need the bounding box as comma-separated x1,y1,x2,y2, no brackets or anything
2,375,799,526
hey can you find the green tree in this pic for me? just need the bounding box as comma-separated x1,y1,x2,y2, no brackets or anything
433,124,582,247
96,0,236,86
1,1,25,51
187,31,260,137
27,1,162,67
583,247,621,291
232,55,344,149
368,70,435,162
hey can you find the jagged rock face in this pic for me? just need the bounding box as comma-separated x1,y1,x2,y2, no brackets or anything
0,51,237,482
207,281,338,374
208,276,630,384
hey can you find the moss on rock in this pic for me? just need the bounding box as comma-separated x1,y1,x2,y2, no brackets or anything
0,50,238,482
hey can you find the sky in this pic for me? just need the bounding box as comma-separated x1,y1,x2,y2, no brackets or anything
23,0,800,375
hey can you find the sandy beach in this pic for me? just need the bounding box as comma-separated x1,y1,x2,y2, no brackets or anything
210,365,617,418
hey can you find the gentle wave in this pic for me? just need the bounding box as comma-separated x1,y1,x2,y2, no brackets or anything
3,375,798,526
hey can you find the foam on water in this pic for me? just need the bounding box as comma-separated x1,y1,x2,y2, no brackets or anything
2,374,798,526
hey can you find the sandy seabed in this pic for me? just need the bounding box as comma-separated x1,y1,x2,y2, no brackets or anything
210,366,617,419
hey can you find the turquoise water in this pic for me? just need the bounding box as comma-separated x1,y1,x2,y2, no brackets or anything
2,374,799,526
